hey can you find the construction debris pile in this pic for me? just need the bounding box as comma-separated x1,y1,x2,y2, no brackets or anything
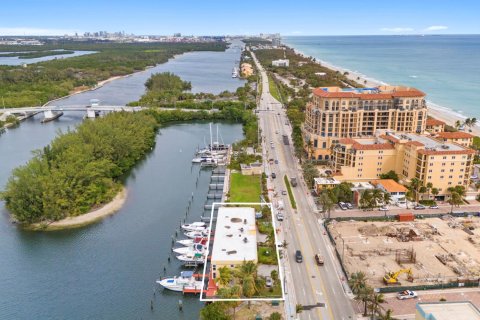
328,216,480,287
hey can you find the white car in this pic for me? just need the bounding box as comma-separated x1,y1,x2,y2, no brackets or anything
379,206,389,211
397,290,418,300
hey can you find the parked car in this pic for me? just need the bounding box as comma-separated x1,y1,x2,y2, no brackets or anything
346,202,354,209
315,254,324,266
338,202,348,210
397,290,418,300
275,130,279,134
295,250,303,263
274,160,279,164
271,172,276,179
414,204,426,210
282,190,287,195
379,206,389,211
265,276,273,287
429,205,439,209
276,212,284,221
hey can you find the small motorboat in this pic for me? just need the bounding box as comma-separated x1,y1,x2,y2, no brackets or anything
156,271,203,292
181,221,207,232
176,252,206,264
184,229,210,239
177,237,207,247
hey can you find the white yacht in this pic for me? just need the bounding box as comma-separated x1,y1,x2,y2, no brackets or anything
176,252,206,264
181,222,207,232
173,243,206,255
184,229,210,239
232,67,238,78
177,237,207,247
156,271,203,292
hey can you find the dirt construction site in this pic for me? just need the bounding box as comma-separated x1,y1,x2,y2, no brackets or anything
328,215,480,288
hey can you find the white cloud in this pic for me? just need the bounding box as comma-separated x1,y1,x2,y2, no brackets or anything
0,27,77,36
424,25,448,32
381,27,415,33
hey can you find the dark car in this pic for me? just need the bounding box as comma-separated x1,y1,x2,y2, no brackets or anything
295,250,303,263
271,172,276,179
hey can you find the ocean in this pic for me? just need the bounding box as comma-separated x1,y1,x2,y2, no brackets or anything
283,35,480,119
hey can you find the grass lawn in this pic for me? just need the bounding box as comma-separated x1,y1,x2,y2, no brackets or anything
268,74,282,102
229,173,261,203
258,246,278,265
284,175,297,209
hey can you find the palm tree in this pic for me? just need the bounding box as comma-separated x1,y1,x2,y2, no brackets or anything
348,271,371,316
409,178,423,204
295,304,303,315
217,285,242,319
319,191,335,218
405,189,414,209
218,266,233,287
379,308,398,320
360,189,373,210
447,187,464,213
368,292,386,319
419,186,427,201
234,261,258,298
426,182,433,200
455,120,462,129
372,189,384,208
383,192,392,206
431,187,439,200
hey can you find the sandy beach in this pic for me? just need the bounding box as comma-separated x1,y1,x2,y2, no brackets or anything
291,47,480,137
27,187,128,231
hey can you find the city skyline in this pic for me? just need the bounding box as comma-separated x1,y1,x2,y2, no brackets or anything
1,0,479,36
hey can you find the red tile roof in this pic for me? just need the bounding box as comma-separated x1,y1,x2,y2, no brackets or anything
352,143,395,150
426,118,446,126
436,132,474,139
405,141,424,147
379,134,400,143
418,149,475,155
312,88,425,99
338,138,357,144
371,179,407,193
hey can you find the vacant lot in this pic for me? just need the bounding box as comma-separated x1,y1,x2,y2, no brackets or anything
328,216,480,288
229,173,261,203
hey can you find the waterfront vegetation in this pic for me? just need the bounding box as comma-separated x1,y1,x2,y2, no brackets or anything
268,73,282,102
229,173,261,203
228,152,262,171
2,99,259,225
0,41,227,107
1,112,158,224
284,175,297,209
0,50,75,59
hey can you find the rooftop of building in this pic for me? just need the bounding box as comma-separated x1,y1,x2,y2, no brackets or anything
371,179,407,193
211,207,257,263
435,131,475,139
313,85,425,99
338,131,472,154
314,177,341,185
416,301,480,320
426,118,446,126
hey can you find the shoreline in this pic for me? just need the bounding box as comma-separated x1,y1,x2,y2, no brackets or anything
26,187,128,231
286,45,480,136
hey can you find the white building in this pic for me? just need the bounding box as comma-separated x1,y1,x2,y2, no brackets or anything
272,59,289,67
416,301,480,320
211,207,257,279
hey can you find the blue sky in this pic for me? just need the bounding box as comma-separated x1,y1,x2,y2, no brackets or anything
1,0,479,36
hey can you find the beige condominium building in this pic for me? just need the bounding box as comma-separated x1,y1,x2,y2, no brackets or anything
303,85,427,161
331,131,475,199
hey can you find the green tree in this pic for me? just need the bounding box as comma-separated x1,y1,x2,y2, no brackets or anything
295,304,303,315
319,191,335,218
200,302,231,320
431,187,439,199
268,312,282,320
379,309,398,320
409,178,423,203
426,182,433,200
379,170,399,182
218,266,233,287
368,292,386,319
447,186,465,212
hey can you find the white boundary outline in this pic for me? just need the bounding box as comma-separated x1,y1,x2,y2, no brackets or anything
199,202,285,301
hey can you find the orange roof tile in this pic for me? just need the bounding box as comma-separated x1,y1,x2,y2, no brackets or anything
436,132,474,139
390,90,425,97
379,134,400,143
338,138,357,144
371,179,407,193
405,141,424,147
426,118,445,126
418,149,475,155
358,93,395,100
352,143,395,150
312,88,425,99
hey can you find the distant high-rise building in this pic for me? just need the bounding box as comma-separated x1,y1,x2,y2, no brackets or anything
174,33,182,37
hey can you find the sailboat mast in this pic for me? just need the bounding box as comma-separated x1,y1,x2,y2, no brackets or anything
209,123,213,151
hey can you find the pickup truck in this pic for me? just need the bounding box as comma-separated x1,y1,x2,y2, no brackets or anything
315,254,324,266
